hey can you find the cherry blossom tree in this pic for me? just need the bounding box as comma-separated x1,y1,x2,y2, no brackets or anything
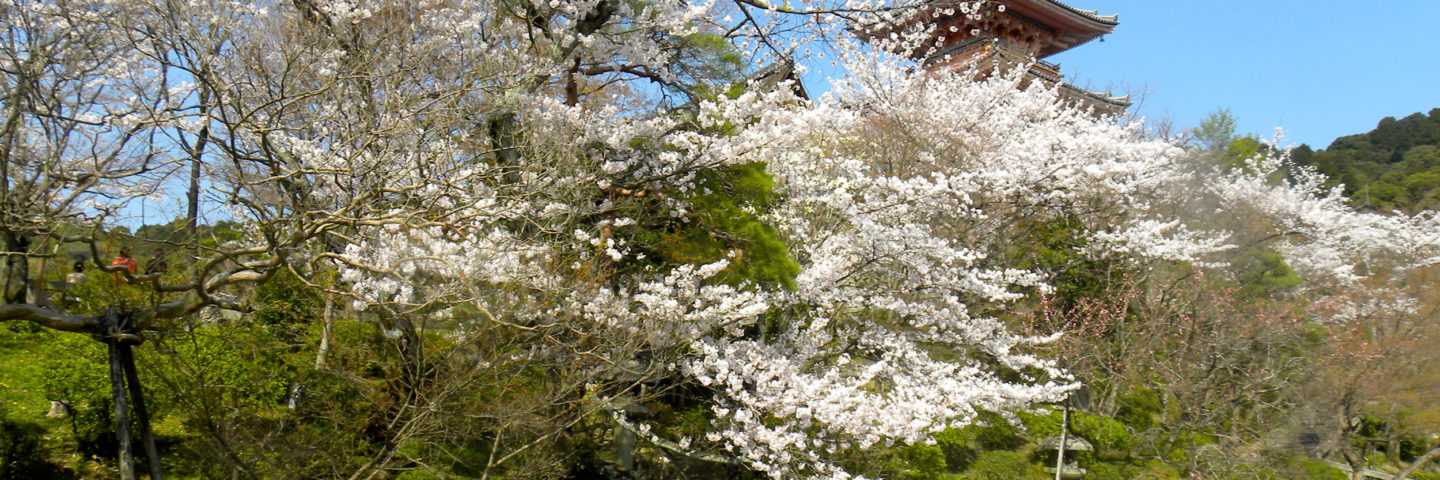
6,0,1440,478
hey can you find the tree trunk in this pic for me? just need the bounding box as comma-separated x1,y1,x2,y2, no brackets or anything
1340,447,1365,480
289,294,336,409
489,112,520,184
121,342,164,480
187,142,202,249
2,231,30,304
108,338,135,480
614,421,635,473
185,94,208,268
314,294,334,369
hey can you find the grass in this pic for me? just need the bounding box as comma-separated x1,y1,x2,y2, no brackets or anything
1,323,113,478
0,323,61,419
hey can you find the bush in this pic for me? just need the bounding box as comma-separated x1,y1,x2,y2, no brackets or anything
932,427,976,473
1116,387,1161,431
1083,461,1147,480
0,407,67,479
963,450,1041,480
1234,250,1302,297
1073,414,1134,457
1285,458,1347,480
962,411,1026,451
1016,408,1061,438
394,469,442,480
1016,408,1133,457
36,334,115,457
1404,170,1440,196
895,443,949,480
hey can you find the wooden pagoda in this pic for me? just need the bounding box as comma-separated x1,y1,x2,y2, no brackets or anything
873,0,1130,115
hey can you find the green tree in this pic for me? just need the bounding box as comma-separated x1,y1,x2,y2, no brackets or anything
1190,108,1239,151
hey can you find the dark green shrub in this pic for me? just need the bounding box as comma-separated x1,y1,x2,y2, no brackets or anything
1234,250,1302,297
36,334,115,457
1284,458,1347,480
932,427,976,472
963,450,1040,480
1016,408,1133,457
895,443,949,480
251,269,320,336
1082,461,1147,480
1016,408,1061,438
1116,387,1161,431
0,407,67,479
1073,414,1134,456
962,411,1026,451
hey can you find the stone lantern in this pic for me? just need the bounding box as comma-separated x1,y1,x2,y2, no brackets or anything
1041,386,1092,479
1039,434,1091,479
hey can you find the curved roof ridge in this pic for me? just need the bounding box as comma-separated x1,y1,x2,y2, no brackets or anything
1044,0,1119,25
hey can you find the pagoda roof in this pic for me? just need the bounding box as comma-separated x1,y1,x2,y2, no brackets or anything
857,1,1118,59
999,0,1118,57
1043,0,1119,26
928,35,1131,113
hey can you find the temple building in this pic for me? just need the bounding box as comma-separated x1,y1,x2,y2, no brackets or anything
875,0,1131,115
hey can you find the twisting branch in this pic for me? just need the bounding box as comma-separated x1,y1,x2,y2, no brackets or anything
609,410,744,466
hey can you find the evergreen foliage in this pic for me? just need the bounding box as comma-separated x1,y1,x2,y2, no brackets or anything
645,162,800,289
1292,108,1440,211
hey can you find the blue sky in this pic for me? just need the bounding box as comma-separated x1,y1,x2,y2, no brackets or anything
1043,0,1440,148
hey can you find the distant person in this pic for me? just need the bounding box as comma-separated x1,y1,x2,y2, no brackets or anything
111,247,137,282
61,261,88,311
66,261,87,286
146,251,168,276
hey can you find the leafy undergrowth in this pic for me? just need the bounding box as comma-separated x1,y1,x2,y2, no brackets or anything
0,323,80,478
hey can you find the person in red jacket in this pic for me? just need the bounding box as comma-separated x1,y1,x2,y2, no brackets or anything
111,247,137,282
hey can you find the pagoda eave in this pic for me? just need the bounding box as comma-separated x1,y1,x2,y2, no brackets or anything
1000,0,1116,57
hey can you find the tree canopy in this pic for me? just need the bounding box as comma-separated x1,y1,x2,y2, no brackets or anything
1292,108,1440,211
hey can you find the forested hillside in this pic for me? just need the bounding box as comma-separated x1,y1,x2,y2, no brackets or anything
1292,109,1440,211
